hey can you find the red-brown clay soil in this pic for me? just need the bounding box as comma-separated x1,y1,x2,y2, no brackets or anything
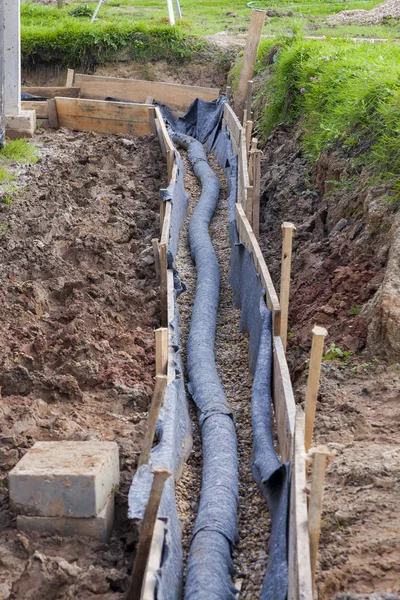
258,126,400,599
0,129,166,599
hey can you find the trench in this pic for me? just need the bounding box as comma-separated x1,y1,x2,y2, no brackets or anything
174,153,270,598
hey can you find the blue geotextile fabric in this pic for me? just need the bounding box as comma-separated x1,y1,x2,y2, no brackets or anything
170,132,239,600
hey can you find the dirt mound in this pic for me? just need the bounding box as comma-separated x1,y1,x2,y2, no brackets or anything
327,0,400,25
0,129,166,597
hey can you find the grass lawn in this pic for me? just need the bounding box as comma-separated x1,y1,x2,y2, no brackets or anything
21,0,400,39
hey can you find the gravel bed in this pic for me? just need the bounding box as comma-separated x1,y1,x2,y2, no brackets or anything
174,152,271,597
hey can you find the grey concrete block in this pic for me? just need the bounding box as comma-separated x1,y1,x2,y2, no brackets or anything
9,441,119,518
17,493,115,542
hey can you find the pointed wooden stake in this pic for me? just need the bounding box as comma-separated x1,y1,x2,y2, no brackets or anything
304,326,328,452
128,467,171,600
280,222,295,352
138,375,168,468
155,328,168,376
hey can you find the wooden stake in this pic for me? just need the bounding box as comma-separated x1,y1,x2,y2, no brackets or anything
57,0,64,7
308,447,334,596
138,376,168,468
65,68,74,88
128,467,171,600
304,326,328,452
252,149,262,241
47,99,59,129
248,137,258,180
242,109,248,127
159,243,168,328
234,10,266,117
225,86,232,101
245,120,253,155
155,328,168,376
152,238,160,283
280,222,296,352
246,80,253,119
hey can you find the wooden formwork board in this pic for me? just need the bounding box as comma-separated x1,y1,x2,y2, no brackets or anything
154,107,175,181
235,203,281,335
22,86,80,99
74,73,220,111
21,101,49,119
54,97,152,135
272,335,296,462
288,409,313,600
223,103,242,151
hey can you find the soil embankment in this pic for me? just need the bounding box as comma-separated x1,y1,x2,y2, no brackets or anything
0,129,165,598
257,125,400,599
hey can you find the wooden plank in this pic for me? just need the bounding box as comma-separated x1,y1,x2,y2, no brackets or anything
21,101,48,119
252,149,262,241
235,203,281,333
55,98,151,135
137,376,168,468
74,73,220,111
161,201,172,247
141,519,166,600
152,238,160,283
288,408,313,600
47,99,59,129
272,335,296,461
223,103,242,149
159,243,168,328
22,86,80,99
235,10,266,116
128,467,171,600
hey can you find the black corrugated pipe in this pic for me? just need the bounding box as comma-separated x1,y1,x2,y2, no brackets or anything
171,131,239,600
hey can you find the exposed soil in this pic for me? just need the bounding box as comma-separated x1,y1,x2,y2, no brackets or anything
0,129,166,599
257,124,400,598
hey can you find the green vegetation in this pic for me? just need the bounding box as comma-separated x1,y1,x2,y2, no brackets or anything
323,343,352,362
254,37,400,197
21,3,202,68
0,139,39,164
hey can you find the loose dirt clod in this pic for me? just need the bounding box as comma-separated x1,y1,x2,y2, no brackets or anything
0,129,166,598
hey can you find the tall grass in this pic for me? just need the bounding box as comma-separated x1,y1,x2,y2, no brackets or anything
256,38,400,195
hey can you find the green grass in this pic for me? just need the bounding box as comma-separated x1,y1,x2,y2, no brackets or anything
20,0,400,69
254,37,400,198
0,139,39,163
21,3,203,67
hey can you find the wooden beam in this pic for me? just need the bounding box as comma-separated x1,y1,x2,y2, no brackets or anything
155,328,168,376
161,201,172,247
308,446,334,596
22,86,80,99
272,335,296,461
54,97,152,136
74,73,220,111
152,238,161,283
280,222,296,352
66,68,75,88
235,203,281,333
235,10,266,116
141,519,166,600
137,375,168,468
21,101,48,119
128,467,171,600
223,103,242,152
304,326,328,452
288,408,313,600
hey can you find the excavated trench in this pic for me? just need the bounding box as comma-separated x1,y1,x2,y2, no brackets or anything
174,153,270,598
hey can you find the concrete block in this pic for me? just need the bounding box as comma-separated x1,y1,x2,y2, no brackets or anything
17,493,114,542
5,110,36,139
9,441,119,518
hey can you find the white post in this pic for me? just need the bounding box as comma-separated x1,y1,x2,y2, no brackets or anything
4,0,21,116
3,0,35,137
166,0,175,25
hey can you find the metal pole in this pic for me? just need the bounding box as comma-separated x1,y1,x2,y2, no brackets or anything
0,0,5,148
91,0,104,23
172,0,182,20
